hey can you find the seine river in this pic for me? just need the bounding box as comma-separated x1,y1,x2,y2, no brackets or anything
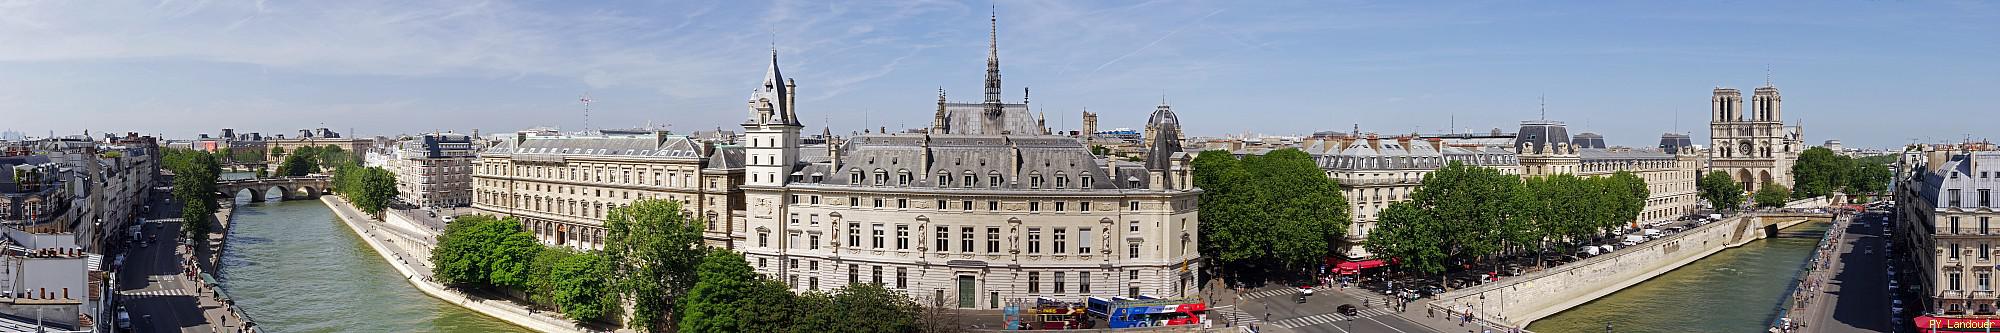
214,172,528,332
1527,221,1830,333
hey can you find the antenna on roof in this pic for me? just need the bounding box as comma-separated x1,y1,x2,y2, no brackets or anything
1765,64,1773,86
579,92,594,131
1538,94,1547,120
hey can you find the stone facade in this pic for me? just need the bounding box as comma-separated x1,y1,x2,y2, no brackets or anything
1300,133,1520,259
471,131,745,250
394,133,477,208
1709,85,1804,193
1898,150,2000,315
737,18,1202,308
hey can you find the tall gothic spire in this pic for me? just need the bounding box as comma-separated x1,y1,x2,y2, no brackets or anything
983,5,1002,105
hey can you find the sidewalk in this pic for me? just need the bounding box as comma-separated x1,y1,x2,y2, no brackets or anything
320,196,605,333
180,200,257,332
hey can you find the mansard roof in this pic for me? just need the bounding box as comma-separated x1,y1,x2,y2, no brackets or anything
795,134,1158,191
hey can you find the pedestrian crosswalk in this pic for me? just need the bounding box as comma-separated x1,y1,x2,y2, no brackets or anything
1210,306,1261,324
1245,285,1335,299
119,288,190,298
1269,308,1397,329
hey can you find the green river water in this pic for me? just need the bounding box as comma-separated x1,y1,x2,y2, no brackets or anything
215,173,529,332
1527,221,1830,333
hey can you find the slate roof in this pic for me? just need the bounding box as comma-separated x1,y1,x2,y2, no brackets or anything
797,134,1156,191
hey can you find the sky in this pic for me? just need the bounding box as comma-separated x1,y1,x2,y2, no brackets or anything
2,1,1996,149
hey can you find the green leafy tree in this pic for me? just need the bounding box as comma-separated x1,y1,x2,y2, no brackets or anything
1364,161,1521,290
1756,181,1791,208
550,251,615,323
1848,162,1892,197
269,146,284,158
794,283,921,333
332,165,399,217
317,145,352,169
527,247,574,306
428,215,537,288
1699,171,1744,212
680,250,766,333
164,149,222,241
603,199,709,332
1190,149,1349,283
278,153,317,177
1791,147,1851,199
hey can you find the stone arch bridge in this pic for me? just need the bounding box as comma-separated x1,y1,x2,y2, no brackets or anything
217,176,331,202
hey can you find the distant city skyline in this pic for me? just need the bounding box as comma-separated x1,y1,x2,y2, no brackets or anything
4,1,1996,148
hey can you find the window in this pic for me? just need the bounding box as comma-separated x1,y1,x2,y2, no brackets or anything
1027,228,1043,254
1128,243,1140,259
1080,202,1092,211
810,214,820,226
872,224,886,248
1030,173,1043,188
1055,174,1068,188
1079,229,1094,254
988,201,999,211
938,200,949,210
1984,271,1994,291
1079,273,1092,293
1130,220,1140,233
874,198,884,208
897,199,908,209
936,226,951,252
990,173,1003,187
810,195,820,204
1983,189,1993,207
964,174,976,188
938,174,950,186
850,196,860,207
1129,201,1140,211
789,233,800,251
874,170,887,186
759,232,769,248
1984,243,1991,261
1129,270,1140,281
809,235,820,250
962,227,975,251
962,200,973,211
1053,228,1067,254
896,225,911,250
1055,202,1066,212
872,266,884,285
1954,217,1963,234
1952,189,1964,207
810,276,819,291
790,213,800,226
1055,272,1067,293
896,267,908,289
849,264,859,285
759,258,767,268
848,223,862,247
790,259,799,269
1952,271,1964,291
1029,202,1041,212
1954,243,1963,260
1028,272,1041,293
987,227,1001,253
1081,175,1093,188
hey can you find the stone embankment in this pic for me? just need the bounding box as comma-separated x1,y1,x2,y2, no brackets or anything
1433,212,1829,329
320,196,600,333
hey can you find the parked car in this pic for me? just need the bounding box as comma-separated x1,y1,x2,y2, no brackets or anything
1621,235,1646,246
1338,304,1359,316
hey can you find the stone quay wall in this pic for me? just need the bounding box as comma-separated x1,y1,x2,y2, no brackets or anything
1434,214,1817,328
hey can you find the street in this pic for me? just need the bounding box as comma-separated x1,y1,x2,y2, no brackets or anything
116,220,210,333
1790,211,1893,333
1219,284,1443,333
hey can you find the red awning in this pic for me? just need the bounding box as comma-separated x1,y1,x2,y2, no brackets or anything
1333,259,1390,274
1914,316,2000,332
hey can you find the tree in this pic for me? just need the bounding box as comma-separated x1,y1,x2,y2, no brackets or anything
269,146,284,158
1699,171,1744,212
317,145,352,169
1190,149,1350,284
603,199,710,332
164,149,221,242
550,251,615,323
1364,161,1521,290
1756,182,1791,208
679,250,765,333
1791,147,1851,199
429,215,537,288
795,283,921,333
332,165,399,217
277,153,317,177
1848,162,1892,197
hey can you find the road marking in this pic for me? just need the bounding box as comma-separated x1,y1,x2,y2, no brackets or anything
1245,285,1336,299
1270,308,1396,329
1211,306,1261,324
118,288,191,298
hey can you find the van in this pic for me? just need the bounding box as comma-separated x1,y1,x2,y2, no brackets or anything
1581,246,1602,257
1621,235,1646,246
1642,229,1663,239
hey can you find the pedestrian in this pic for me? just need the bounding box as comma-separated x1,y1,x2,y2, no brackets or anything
1429,307,1436,318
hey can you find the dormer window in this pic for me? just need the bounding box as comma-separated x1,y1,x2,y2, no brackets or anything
1029,172,1044,189
849,169,862,185
874,170,888,186
1054,172,1069,188
964,172,977,188
989,171,1003,188
937,172,951,187
1081,175,1093,188
897,170,912,186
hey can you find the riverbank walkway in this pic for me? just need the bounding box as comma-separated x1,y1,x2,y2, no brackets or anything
320,196,603,333
1790,211,1893,333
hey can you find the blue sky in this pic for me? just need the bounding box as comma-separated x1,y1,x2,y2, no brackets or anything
2,1,1995,148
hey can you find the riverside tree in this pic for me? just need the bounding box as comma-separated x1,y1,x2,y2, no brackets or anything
1791,147,1850,199
603,199,709,332
1755,181,1791,208
163,149,221,241
1699,171,1744,212
430,215,539,288
1191,149,1350,284
1364,161,1522,290
331,165,397,217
